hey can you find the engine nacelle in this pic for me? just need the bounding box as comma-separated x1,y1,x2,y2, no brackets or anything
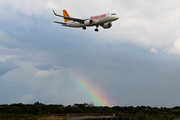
84,19,93,26
102,22,112,29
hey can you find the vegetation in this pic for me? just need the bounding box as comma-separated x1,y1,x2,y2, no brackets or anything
0,102,180,119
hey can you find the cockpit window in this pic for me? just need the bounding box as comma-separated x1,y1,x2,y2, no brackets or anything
111,13,116,15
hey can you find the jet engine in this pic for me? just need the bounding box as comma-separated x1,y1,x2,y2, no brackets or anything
84,19,93,26
102,22,112,29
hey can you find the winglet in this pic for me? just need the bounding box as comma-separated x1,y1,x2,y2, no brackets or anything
52,10,56,15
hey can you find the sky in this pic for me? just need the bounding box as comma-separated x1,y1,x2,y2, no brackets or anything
0,0,180,107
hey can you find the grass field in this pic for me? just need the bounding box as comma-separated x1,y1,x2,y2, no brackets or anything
0,115,66,120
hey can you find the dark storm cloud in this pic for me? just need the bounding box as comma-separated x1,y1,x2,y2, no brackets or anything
0,60,18,76
43,41,180,107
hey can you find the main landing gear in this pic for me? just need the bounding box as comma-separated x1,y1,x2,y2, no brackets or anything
95,25,99,32
82,25,99,32
82,26,86,30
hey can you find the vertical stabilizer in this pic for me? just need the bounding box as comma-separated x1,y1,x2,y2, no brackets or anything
63,9,71,22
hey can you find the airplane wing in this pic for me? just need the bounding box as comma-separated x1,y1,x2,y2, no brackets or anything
53,10,86,24
54,21,67,25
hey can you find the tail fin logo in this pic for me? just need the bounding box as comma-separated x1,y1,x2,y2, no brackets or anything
63,9,71,22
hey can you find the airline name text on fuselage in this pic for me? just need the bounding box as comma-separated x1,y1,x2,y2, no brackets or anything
90,14,106,20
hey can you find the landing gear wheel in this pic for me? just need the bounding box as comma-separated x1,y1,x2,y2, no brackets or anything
95,29,99,32
82,26,86,30
95,25,99,32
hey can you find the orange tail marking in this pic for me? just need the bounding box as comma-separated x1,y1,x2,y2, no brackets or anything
63,9,71,22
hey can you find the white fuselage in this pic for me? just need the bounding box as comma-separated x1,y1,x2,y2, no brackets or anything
63,12,119,28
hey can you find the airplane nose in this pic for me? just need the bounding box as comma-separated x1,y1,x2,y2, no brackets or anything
116,16,119,19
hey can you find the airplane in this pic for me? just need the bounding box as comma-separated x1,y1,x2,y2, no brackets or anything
53,9,119,32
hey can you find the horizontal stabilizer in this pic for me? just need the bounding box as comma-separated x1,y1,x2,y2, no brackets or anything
54,21,67,25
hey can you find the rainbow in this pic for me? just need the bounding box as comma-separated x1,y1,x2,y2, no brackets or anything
68,70,113,107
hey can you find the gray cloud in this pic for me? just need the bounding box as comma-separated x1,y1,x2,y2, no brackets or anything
1,0,180,49
0,60,18,76
0,0,180,107
35,64,61,71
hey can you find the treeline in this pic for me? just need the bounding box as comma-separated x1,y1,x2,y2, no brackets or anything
0,101,180,116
